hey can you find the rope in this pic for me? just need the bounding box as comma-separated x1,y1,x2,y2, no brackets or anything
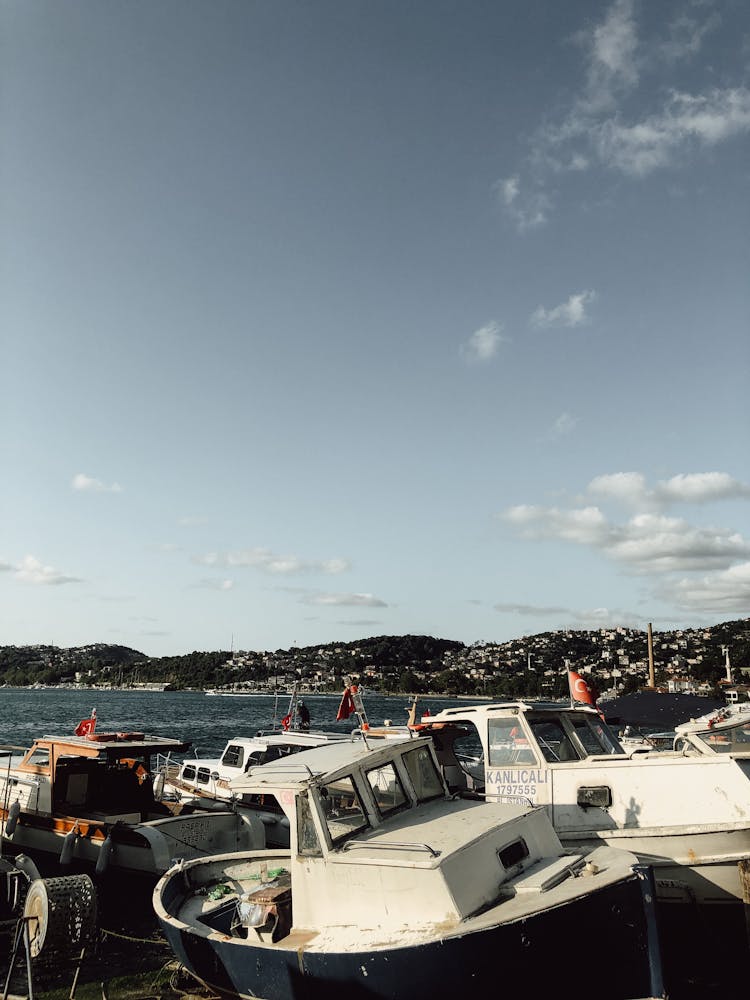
99,927,167,946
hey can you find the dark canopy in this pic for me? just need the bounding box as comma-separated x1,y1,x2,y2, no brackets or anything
602,691,723,730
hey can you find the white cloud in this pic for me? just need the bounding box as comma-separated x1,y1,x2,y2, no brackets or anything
593,88,750,176
654,472,750,505
587,471,750,507
195,548,350,575
495,175,550,231
460,321,507,363
550,412,579,438
504,502,750,573
505,504,612,547
71,473,122,494
587,472,648,506
494,601,642,627
497,2,749,224
15,554,81,585
301,592,388,608
660,561,750,614
530,291,596,328
503,467,750,624
494,602,571,616
193,578,234,591
660,8,722,63
583,0,639,110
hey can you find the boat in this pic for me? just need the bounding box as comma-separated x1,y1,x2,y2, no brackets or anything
0,726,265,883
616,727,676,752
154,735,666,1000
419,697,750,913
155,686,414,845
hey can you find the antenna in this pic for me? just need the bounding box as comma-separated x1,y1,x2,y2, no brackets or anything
721,645,732,684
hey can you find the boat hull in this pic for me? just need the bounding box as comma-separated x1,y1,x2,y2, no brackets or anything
559,825,750,904
156,868,664,1000
1,807,265,876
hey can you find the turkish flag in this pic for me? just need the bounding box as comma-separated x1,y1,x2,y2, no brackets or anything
336,688,356,721
568,671,596,706
75,708,97,737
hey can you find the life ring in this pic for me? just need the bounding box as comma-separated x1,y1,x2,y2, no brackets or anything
120,758,149,785
116,732,145,741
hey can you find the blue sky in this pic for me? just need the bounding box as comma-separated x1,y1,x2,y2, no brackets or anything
2,0,749,656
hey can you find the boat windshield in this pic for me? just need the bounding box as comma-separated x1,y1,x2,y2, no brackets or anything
320,775,369,844
402,744,444,802
366,762,408,818
487,718,537,766
528,719,580,762
567,715,622,756
693,720,750,754
221,744,246,768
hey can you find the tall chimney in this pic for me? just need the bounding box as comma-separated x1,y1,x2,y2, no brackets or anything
647,623,655,688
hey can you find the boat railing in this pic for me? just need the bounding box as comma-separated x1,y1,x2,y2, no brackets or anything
153,753,181,779
342,840,442,858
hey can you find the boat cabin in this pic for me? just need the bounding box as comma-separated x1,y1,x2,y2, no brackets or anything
419,700,750,880
1,733,190,823
223,734,571,941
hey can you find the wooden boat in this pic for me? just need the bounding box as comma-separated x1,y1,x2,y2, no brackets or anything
420,699,750,910
154,736,665,1000
0,730,265,880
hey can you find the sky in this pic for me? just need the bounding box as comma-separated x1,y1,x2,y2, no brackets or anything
2,0,749,657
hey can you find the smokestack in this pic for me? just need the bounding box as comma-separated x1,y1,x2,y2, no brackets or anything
647,623,655,688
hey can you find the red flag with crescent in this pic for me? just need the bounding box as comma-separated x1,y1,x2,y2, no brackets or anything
568,671,596,706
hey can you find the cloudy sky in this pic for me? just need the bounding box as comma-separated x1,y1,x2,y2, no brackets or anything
2,0,749,656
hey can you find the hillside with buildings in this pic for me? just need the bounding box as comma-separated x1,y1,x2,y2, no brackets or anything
1,619,749,699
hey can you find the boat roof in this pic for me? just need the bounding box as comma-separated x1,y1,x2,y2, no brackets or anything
425,700,597,723
34,734,191,755
230,734,432,794
675,702,750,736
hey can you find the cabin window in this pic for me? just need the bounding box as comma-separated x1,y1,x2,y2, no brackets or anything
569,716,620,756
488,718,537,766
24,748,50,769
366,763,408,817
297,792,322,856
529,720,580,762
182,765,196,781
221,745,245,768
497,838,529,871
402,745,444,802
320,776,369,844
196,767,211,785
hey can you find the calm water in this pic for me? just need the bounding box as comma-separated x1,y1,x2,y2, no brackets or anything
0,688,459,758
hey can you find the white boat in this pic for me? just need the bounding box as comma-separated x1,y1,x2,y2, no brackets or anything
420,699,750,913
0,730,265,881
156,730,355,845
156,684,415,846
154,736,665,1000
617,727,676,752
